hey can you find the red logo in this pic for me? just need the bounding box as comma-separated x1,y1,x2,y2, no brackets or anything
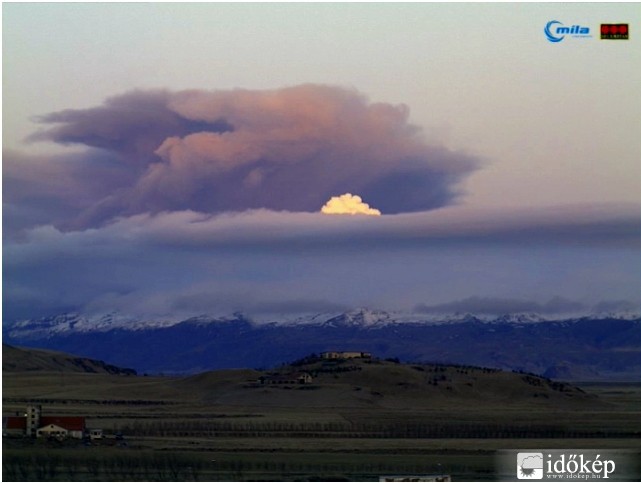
600,24,629,40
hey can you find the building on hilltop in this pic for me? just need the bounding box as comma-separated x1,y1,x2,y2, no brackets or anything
321,351,372,360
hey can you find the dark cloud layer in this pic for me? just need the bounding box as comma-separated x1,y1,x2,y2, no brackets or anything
28,90,233,163
3,149,136,234
10,84,479,230
4,205,640,320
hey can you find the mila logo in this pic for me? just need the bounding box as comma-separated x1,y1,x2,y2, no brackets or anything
544,20,591,43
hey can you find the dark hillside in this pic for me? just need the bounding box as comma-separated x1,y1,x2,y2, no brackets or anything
2,344,136,375
171,356,600,410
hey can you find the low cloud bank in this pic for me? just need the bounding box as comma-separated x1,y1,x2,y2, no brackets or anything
5,203,640,320
415,296,586,315
416,296,640,317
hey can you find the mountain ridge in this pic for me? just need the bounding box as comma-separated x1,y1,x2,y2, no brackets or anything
4,309,640,380
6,307,641,338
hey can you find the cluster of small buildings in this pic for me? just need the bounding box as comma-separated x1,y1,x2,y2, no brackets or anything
258,350,373,385
259,372,313,385
3,405,102,440
320,351,372,360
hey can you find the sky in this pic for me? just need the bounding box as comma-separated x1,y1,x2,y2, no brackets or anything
3,3,641,321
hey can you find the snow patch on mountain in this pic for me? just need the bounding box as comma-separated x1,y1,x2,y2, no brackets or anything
582,311,641,321
7,313,176,339
490,313,549,324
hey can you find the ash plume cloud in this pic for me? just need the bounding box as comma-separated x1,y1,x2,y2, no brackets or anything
28,90,234,164
12,84,479,230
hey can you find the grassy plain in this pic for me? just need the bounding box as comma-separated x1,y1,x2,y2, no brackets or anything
3,359,641,481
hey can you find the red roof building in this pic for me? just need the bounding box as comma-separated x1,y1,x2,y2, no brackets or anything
3,416,27,431
40,417,85,432
3,414,86,438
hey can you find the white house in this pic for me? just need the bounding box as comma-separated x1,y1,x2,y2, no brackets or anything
37,424,69,439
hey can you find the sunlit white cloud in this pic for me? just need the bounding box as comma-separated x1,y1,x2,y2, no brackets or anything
321,193,381,216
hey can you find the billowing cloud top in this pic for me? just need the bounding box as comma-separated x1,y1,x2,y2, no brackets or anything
321,193,381,216
8,84,479,231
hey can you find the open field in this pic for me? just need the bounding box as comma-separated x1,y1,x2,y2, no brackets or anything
3,431,641,481
3,358,641,481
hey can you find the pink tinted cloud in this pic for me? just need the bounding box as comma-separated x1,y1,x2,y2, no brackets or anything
19,84,479,229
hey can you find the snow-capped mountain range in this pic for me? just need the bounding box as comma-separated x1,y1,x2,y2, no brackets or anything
4,308,640,379
6,307,640,339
